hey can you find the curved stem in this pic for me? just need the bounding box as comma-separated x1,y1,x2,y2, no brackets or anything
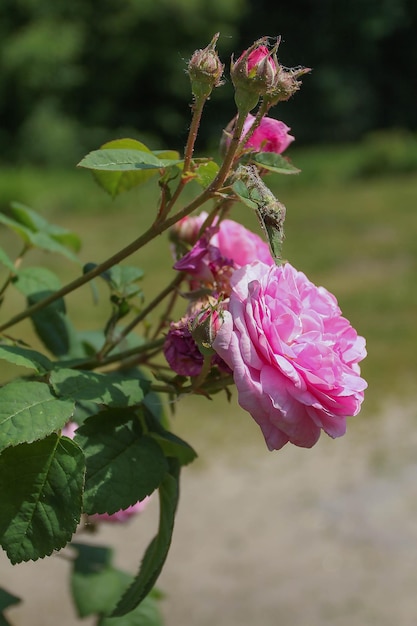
163,94,209,217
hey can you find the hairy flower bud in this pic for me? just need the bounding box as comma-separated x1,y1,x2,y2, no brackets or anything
231,38,280,113
265,66,312,106
188,32,224,99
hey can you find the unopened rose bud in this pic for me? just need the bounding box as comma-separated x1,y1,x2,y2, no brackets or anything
265,66,312,107
170,213,209,247
190,304,223,356
231,38,280,113
188,33,224,99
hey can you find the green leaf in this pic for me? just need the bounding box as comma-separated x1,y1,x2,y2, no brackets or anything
0,587,21,626
0,434,85,563
194,160,220,187
105,265,144,299
0,207,81,264
13,267,82,357
144,407,197,466
91,139,159,198
75,409,168,515
70,544,164,625
0,344,53,373
251,151,301,174
0,247,15,273
50,369,150,408
232,179,258,210
0,381,74,453
70,543,132,618
0,588,21,613
112,459,180,616
78,149,182,172
9,202,81,251
99,592,164,626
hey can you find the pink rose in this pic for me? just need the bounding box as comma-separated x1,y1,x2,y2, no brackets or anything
213,261,367,451
173,217,273,286
211,219,274,267
242,114,294,154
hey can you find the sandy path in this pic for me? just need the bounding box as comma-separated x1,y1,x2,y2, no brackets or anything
2,400,417,626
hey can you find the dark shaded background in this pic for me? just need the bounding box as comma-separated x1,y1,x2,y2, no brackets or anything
0,0,415,165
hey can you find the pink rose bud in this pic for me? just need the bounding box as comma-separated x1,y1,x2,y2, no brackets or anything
169,212,209,250
188,32,224,99
232,41,278,94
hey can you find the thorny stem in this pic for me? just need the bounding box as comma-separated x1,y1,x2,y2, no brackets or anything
162,93,209,218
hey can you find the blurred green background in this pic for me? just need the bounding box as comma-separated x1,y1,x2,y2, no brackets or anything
1,0,416,414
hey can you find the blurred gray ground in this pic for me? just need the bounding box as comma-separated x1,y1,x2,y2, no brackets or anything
2,400,417,626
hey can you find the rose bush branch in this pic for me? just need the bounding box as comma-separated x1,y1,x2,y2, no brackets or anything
0,33,367,625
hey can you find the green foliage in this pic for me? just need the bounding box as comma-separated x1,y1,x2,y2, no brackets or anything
0,588,21,626
0,434,85,563
75,409,168,515
70,544,164,625
113,460,180,617
0,381,74,452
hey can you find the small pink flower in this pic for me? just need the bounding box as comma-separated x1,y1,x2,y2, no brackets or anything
213,261,367,451
173,217,273,288
211,219,274,267
242,114,294,154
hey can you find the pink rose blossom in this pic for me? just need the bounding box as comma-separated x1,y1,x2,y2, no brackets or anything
242,114,294,154
173,217,273,288
211,219,274,267
213,261,367,451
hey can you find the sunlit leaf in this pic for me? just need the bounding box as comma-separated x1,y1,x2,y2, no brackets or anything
0,435,85,563
50,369,150,408
251,151,300,174
78,149,182,172
0,344,53,373
0,381,74,452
